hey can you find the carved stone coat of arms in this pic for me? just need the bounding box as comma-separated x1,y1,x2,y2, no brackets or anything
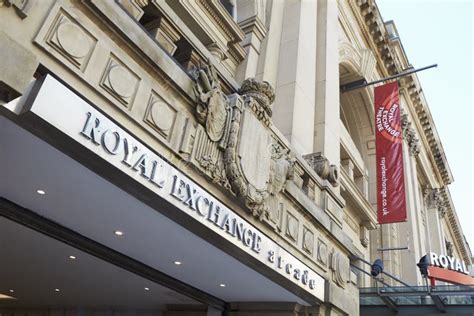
190,63,293,220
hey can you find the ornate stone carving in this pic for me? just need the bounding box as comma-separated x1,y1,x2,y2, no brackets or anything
303,152,339,186
339,41,377,83
224,94,294,218
193,127,229,188
401,110,420,156
190,62,294,219
445,240,454,257
424,187,446,218
190,62,230,143
238,78,275,117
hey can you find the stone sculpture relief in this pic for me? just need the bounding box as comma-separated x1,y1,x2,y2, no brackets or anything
401,110,421,156
445,240,454,257
190,62,229,143
424,187,446,218
190,62,294,220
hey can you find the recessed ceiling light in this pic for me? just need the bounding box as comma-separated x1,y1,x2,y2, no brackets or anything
36,189,46,195
0,294,16,300
173,261,182,265
219,283,226,287
114,230,123,236
8,289,14,293
54,288,60,292
69,255,76,260
144,287,150,291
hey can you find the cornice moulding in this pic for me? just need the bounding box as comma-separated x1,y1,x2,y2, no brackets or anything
353,0,453,186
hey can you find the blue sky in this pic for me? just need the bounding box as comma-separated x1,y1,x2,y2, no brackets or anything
376,0,473,253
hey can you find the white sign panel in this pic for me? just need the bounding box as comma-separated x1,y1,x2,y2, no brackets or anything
25,75,326,302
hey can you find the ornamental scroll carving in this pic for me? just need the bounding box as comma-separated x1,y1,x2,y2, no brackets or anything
401,110,421,156
424,187,446,218
303,152,339,186
190,63,294,220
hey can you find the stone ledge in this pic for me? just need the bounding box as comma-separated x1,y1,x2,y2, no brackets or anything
0,31,38,101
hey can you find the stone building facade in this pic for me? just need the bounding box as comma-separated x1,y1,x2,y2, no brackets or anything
0,0,471,316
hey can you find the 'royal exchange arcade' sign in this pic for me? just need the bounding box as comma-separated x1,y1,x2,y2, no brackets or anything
19,75,326,302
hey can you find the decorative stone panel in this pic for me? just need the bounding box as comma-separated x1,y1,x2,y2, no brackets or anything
144,92,178,140
285,212,299,242
42,9,97,72
330,251,349,288
302,227,314,255
262,198,283,232
317,239,328,267
100,55,140,107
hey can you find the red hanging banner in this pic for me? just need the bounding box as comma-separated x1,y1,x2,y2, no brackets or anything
375,82,407,224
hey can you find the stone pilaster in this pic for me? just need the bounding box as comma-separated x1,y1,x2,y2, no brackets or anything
424,188,446,255
272,0,317,155
236,0,267,82
313,0,340,165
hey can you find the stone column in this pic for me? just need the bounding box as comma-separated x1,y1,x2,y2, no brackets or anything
313,0,340,164
396,135,424,285
272,0,317,155
254,0,285,88
424,188,446,255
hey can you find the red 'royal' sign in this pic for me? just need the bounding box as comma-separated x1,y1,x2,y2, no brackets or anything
375,82,407,224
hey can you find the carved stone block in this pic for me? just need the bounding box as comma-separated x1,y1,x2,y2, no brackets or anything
3,0,32,19
359,224,369,248
304,152,339,186
302,227,314,255
191,127,228,187
100,55,140,107
144,17,181,56
324,193,343,226
292,162,305,189
43,10,97,71
285,212,299,242
117,0,148,21
144,92,177,139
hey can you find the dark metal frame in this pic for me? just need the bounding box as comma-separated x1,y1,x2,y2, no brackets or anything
340,64,437,93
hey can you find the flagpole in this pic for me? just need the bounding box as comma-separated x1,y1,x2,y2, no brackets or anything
340,64,437,93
